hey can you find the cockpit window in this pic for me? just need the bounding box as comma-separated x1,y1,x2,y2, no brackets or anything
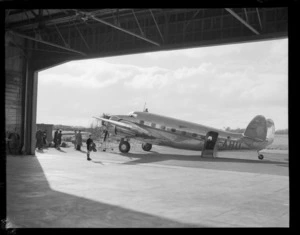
128,111,137,118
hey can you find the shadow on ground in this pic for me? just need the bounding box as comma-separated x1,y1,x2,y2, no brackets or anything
116,151,287,165
6,155,200,228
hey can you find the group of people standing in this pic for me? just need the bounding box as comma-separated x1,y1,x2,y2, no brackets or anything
36,128,96,161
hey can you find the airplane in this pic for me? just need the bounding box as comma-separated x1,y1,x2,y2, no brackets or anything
93,110,275,160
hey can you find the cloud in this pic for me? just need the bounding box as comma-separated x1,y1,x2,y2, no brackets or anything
39,60,138,89
125,72,169,89
173,63,212,80
37,40,288,129
257,39,288,74
269,39,288,58
239,73,287,105
123,63,214,91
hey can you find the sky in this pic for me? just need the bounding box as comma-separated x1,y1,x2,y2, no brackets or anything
37,38,288,130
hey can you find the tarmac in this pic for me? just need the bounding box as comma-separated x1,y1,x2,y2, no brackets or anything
6,143,289,228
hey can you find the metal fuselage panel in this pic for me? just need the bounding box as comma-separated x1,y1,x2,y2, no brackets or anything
107,112,245,151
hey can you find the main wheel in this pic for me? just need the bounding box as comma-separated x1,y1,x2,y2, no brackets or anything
119,141,130,153
142,143,152,151
258,154,264,160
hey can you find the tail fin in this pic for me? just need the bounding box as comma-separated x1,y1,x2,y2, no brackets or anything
244,115,268,141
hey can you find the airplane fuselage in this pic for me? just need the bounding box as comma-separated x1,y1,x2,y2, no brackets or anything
104,112,273,151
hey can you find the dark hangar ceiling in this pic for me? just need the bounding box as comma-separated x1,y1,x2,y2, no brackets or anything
5,8,288,70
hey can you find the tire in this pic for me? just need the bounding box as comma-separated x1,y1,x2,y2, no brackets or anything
142,143,152,151
258,154,264,160
119,141,130,153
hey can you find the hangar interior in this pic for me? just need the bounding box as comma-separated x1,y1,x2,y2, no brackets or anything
5,8,288,155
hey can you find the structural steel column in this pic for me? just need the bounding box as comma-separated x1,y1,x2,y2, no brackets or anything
31,71,38,155
24,61,38,155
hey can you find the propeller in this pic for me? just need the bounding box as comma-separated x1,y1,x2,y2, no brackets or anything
101,113,111,119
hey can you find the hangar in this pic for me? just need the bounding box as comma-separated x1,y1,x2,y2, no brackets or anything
5,8,288,155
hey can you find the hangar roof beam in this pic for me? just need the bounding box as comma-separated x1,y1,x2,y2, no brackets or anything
183,9,201,31
54,24,68,48
225,8,260,35
132,9,144,36
90,15,160,46
256,8,262,30
149,9,164,43
72,9,160,47
9,30,87,56
73,22,91,51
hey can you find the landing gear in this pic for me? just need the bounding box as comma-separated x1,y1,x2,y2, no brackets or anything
142,143,152,151
257,150,264,160
119,141,130,153
258,154,264,160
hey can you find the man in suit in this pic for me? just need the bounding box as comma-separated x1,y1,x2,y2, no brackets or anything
53,129,59,148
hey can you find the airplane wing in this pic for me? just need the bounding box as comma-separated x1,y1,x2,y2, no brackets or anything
93,116,152,138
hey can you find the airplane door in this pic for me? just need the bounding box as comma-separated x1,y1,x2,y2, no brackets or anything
201,131,219,158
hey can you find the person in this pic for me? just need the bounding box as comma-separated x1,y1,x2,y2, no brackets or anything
36,129,43,150
86,134,94,161
53,129,59,148
57,130,62,149
42,130,47,148
76,130,82,151
206,135,214,150
74,130,77,149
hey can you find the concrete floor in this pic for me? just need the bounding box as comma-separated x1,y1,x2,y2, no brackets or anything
6,145,289,227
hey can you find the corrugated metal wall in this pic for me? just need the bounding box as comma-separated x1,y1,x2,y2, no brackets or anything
5,34,26,153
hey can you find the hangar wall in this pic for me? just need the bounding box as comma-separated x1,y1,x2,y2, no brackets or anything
5,33,26,154
5,33,38,155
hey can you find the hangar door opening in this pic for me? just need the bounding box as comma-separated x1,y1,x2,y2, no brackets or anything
36,39,287,156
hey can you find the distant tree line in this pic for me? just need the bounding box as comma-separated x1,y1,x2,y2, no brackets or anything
224,127,245,133
53,123,105,141
275,129,288,134
53,124,90,132
224,127,288,135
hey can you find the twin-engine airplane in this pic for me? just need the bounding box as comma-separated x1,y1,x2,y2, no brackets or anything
94,111,275,160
